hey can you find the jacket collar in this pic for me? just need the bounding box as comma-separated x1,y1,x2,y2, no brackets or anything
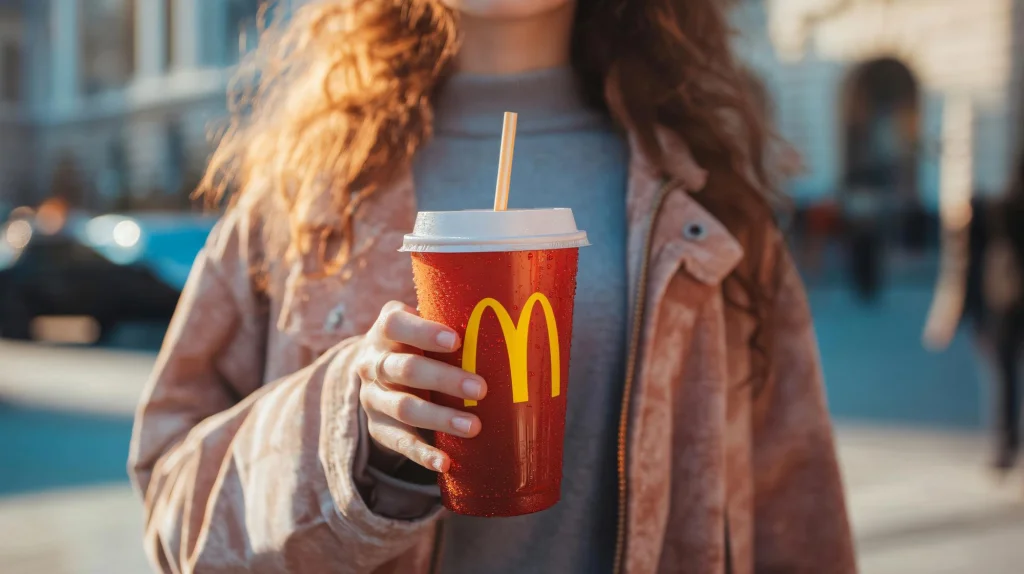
604,73,743,287
624,127,744,289
287,124,745,292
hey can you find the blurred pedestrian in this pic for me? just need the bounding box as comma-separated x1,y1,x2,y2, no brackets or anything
128,1,855,573
842,176,885,302
803,198,840,282
925,147,1024,475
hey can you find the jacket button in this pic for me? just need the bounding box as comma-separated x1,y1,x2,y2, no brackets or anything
683,222,707,240
325,304,345,331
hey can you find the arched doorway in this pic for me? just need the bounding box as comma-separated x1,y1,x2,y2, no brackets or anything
842,56,925,250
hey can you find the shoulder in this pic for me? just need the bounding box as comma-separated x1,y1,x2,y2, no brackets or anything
726,206,810,332
202,190,288,299
714,200,791,296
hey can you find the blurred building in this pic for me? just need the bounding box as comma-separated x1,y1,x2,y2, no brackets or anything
734,0,1024,212
0,0,261,212
2,1,1021,216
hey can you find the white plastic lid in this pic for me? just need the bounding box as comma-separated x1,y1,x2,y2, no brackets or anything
401,208,589,253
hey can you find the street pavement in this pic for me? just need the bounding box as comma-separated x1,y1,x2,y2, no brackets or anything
2,425,1020,574
0,341,151,416
810,285,985,429
841,426,1024,573
1,273,1023,572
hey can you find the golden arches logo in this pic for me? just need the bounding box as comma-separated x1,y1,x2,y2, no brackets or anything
462,292,560,407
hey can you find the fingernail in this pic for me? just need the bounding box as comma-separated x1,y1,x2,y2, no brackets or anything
451,416,474,434
432,457,446,472
436,331,457,350
461,379,483,399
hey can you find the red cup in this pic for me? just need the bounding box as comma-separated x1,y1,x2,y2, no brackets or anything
401,209,588,517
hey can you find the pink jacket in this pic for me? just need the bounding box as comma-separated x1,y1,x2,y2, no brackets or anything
129,133,856,574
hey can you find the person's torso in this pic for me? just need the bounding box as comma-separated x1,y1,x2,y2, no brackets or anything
412,67,630,574
252,98,775,574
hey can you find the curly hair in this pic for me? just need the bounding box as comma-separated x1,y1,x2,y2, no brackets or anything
200,0,779,382
201,0,459,267
201,0,777,249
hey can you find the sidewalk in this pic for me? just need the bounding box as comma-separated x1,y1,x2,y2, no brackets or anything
0,341,151,416
841,426,1024,573
2,329,1023,572
1,423,1021,573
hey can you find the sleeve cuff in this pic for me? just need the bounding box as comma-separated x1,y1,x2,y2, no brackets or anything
321,343,442,529
355,400,441,519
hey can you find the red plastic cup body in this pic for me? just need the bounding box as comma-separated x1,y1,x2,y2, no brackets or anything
410,248,579,517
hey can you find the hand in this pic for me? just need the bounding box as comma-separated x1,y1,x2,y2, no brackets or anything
356,301,487,472
922,312,956,352
922,289,960,352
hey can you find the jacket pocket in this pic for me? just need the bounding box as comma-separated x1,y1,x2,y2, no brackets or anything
277,268,356,356
275,249,418,357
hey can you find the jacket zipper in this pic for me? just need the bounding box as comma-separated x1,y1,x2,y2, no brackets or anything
613,179,675,574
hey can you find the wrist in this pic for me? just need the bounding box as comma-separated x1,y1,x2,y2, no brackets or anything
367,434,407,474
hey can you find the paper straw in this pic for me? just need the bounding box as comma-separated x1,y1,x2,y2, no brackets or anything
493,112,518,211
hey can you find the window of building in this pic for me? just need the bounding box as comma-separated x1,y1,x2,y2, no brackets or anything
202,0,261,66
166,119,187,197
1,40,20,103
226,0,262,64
101,136,130,210
164,0,175,70
80,0,136,94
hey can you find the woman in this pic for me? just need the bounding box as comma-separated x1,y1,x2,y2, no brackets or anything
925,144,1024,474
129,0,855,572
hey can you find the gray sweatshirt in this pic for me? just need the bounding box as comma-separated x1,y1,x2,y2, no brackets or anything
412,66,629,574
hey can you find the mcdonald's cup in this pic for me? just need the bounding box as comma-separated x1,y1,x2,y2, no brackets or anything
401,209,589,517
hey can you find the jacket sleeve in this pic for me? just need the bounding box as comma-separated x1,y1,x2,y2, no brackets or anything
751,237,857,574
128,210,440,574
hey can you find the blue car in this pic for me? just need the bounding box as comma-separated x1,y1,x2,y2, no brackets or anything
0,210,217,342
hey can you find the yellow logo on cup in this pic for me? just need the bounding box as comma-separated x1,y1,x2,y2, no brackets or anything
462,293,560,407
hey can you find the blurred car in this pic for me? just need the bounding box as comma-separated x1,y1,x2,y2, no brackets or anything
0,208,218,342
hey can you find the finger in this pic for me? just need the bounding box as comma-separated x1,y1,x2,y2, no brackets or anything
379,352,486,401
368,418,450,472
363,382,482,438
378,306,461,353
